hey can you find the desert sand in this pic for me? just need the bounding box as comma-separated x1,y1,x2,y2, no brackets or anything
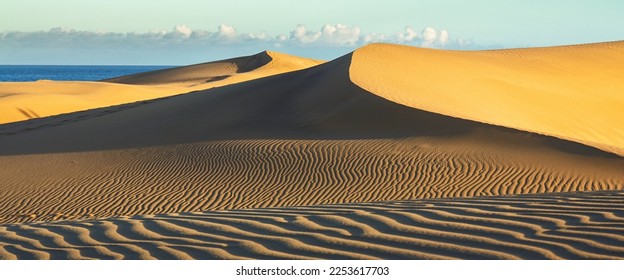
0,42,623,259
1,191,622,260
351,42,624,156
0,51,321,124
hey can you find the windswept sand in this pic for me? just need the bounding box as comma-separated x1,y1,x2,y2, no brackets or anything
1,191,622,260
0,42,623,259
0,51,321,124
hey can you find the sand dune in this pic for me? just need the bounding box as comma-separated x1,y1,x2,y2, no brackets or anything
0,51,321,124
351,42,624,156
1,191,622,260
0,80,181,124
0,43,623,260
0,45,622,225
104,51,322,86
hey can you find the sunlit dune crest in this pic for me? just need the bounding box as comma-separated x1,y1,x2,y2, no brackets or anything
351,42,624,156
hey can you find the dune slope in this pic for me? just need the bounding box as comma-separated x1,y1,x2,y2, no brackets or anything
104,51,322,86
351,42,624,156
102,51,273,85
0,48,622,224
0,51,321,124
1,191,622,260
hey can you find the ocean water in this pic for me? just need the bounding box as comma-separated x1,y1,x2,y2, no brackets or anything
0,65,174,82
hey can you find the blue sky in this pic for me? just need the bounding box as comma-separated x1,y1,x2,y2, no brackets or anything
1,0,623,65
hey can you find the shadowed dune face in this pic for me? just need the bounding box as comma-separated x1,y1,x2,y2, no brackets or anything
102,51,274,85
0,53,620,157
2,54,471,154
103,50,323,87
1,191,623,260
0,48,623,225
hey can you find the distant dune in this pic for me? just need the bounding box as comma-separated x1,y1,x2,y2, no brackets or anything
104,51,322,85
0,42,623,259
0,51,321,124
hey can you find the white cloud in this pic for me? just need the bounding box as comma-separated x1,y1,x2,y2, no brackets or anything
290,24,321,44
174,25,192,38
421,27,438,47
407,27,454,48
362,33,387,43
217,24,237,40
439,30,450,46
242,31,268,41
395,26,419,43
289,24,361,46
0,24,474,54
360,26,455,47
319,24,361,45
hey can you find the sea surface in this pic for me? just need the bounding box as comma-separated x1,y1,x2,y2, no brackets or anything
0,65,174,82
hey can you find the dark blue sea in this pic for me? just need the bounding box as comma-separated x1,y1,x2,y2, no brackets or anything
0,65,175,82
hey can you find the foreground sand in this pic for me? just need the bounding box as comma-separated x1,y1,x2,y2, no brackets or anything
1,191,622,260
0,137,622,224
0,42,623,259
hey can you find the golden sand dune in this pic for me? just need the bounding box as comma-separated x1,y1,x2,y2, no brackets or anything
0,51,321,124
104,51,322,86
1,191,622,260
0,81,182,124
351,42,624,156
1,42,624,260
0,44,622,225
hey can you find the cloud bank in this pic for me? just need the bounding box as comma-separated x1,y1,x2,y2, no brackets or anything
0,24,475,64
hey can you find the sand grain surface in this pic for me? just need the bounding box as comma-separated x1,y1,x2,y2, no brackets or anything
1,191,622,260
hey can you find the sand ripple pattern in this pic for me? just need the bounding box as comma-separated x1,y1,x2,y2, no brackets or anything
1,139,622,224
0,191,622,259
1,139,623,224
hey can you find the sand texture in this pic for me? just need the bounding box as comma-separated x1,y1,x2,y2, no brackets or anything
0,42,623,259
1,191,622,260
